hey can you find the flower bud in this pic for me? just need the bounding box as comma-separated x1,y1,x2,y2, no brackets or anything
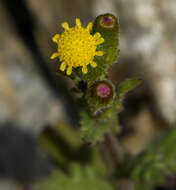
87,80,114,114
93,81,113,101
99,14,116,28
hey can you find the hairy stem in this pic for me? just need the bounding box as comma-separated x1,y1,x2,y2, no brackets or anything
104,131,124,166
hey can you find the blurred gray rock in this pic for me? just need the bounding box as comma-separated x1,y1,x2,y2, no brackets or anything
0,180,18,190
0,3,63,132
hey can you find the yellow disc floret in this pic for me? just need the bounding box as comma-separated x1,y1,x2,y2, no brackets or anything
50,18,104,75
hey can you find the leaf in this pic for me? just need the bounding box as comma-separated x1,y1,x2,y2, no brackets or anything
116,78,141,99
80,111,110,144
35,164,113,190
129,126,176,189
75,13,120,84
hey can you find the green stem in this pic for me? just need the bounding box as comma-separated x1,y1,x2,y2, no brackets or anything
104,132,124,166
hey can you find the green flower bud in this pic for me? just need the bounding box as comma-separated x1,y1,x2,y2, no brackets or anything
87,80,115,115
93,81,113,101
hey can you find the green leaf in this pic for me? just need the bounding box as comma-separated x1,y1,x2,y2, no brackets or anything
116,78,141,99
129,126,176,189
35,164,113,190
75,13,120,84
80,111,110,144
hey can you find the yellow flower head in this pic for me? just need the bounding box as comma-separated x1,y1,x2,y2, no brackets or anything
50,18,104,75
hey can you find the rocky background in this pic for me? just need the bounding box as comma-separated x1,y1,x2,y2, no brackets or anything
0,0,175,189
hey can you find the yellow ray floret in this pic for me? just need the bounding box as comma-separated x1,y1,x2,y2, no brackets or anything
50,18,104,75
